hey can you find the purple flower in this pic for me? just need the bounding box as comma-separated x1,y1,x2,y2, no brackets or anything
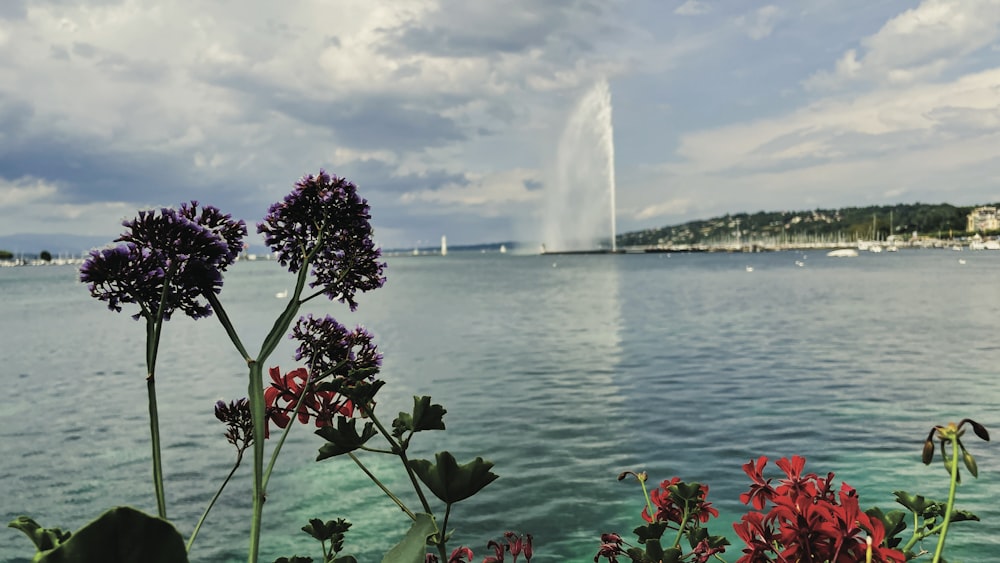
258,171,385,310
80,203,246,320
291,314,383,404
215,398,255,451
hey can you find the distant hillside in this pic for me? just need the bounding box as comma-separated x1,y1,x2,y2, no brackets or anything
616,203,987,247
0,233,113,257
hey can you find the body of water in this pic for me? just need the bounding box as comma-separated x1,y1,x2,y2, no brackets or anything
2,249,998,561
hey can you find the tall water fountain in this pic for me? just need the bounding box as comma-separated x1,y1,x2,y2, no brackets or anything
541,79,618,253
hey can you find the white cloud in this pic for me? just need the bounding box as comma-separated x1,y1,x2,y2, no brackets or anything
806,0,1000,90
400,168,541,214
675,1,710,16
738,5,783,40
0,176,57,205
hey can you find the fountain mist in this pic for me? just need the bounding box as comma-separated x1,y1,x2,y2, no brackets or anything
541,79,617,252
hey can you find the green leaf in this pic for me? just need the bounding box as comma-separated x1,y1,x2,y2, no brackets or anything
865,507,907,548
659,546,682,563
949,509,980,523
392,396,446,438
331,557,358,563
893,491,933,515
316,418,378,460
24,507,187,563
667,481,703,503
380,513,437,563
8,516,71,553
632,521,668,544
408,452,498,505
274,557,313,563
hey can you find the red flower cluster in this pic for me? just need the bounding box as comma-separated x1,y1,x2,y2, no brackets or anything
642,476,719,525
734,455,905,563
264,366,354,433
425,532,532,563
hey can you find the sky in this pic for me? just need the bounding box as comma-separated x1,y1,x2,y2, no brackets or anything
2,0,1000,249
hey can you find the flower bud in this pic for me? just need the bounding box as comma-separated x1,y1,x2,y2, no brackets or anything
921,438,935,465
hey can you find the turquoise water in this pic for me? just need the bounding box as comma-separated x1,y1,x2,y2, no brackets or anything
2,250,999,561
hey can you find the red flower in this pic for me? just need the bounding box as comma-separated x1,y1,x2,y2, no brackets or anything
264,366,353,432
740,456,775,510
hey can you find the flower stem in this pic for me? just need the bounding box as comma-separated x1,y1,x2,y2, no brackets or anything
145,314,168,520
363,407,435,516
187,450,244,552
247,361,266,563
146,374,167,519
347,452,417,520
247,263,310,563
204,291,252,362
932,436,962,563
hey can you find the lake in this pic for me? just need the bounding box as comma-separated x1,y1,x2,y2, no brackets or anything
2,249,998,561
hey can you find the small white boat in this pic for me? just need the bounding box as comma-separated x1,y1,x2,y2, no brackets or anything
745,265,754,272
827,249,859,258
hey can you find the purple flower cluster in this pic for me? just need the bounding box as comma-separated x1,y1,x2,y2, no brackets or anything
215,398,254,451
291,314,382,403
80,202,246,320
258,171,385,310
292,314,381,377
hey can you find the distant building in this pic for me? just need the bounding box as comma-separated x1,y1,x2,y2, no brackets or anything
967,206,1000,232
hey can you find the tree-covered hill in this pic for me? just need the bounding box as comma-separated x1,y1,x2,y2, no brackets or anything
617,203,989,247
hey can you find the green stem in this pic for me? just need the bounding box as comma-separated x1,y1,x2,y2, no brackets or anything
670,507,690,549
145,310,168,519
187,450,244,552
262,375,314,492
146,373,167,519
900,513,925,554
247,361,266,563
204,290,252,362
347,452,417,520
247,261,310,563
363,407,435,516
932,437,962,563
639,477,654,523
438,503,453,560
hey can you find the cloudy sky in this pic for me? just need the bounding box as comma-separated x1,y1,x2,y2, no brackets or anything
2,0,999,249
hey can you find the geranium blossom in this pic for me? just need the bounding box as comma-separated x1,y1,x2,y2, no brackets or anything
264,366,353,432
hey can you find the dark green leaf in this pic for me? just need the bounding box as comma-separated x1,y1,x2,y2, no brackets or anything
950,509,980,523
865,507,907,548
893,491,932,515
660,546,682,563
331,557,358,563
410,396,447,432
632,521,668,543
316,418,378,460
392,396,447,439
380,513,437,563
274,557,313,563
29,507,187,563
408,452,498,504
667,481,703,503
